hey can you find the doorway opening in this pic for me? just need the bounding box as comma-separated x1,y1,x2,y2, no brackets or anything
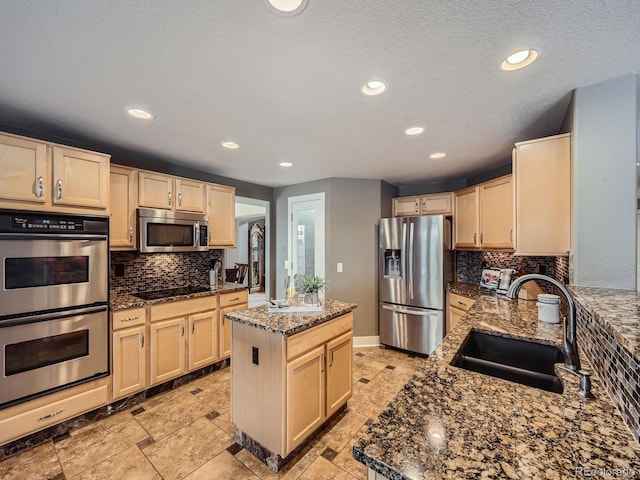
228,197,270,307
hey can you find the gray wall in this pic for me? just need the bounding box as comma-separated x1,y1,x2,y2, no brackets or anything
275,178,396,337
570,73,638,289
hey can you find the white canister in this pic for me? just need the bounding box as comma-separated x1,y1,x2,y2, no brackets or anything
537,294,561,324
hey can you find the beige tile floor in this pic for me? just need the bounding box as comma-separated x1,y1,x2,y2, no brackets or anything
0,346,424,480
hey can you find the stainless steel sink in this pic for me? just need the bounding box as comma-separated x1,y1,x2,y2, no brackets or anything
451,331,564,393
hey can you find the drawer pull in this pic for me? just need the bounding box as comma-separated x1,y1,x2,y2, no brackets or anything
121,316,140,322
457,301,466,306
38,410,63,422
230,297,240,302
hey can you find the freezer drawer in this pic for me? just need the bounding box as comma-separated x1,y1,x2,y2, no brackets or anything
379,303,443,356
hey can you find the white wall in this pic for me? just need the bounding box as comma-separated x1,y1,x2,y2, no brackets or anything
570,73,638,289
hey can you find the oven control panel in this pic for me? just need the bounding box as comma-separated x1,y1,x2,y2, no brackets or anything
0,211,108,235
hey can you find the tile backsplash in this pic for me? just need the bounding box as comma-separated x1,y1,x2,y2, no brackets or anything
456,251,569,284
110,250,224,295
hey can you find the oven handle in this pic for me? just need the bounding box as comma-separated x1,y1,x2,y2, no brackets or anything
0,233,107,241
0,305,108,327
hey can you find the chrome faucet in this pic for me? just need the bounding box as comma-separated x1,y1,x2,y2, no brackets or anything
506,274,581,372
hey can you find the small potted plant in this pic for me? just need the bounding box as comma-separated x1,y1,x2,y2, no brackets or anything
297,275,327,306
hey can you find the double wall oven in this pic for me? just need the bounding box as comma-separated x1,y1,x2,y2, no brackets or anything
0,210,109,408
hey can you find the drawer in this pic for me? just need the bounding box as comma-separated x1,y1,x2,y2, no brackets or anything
449,293,475,312
112,307,146,330
0,383,108,445
150,295,218,322
287,313,353,361
220,290,248,308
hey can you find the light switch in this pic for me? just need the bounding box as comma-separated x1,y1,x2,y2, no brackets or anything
337,262,343,273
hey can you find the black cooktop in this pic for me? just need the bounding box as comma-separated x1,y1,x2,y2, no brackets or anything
133,286,211,301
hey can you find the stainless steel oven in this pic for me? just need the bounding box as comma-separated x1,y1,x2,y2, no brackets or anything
0,210,109,408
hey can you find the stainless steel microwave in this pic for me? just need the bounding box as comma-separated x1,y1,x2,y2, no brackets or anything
137,208,209,253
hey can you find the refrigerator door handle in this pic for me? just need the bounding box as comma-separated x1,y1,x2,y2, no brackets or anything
382,304,435,316
401,221,407,282
408,221,415,300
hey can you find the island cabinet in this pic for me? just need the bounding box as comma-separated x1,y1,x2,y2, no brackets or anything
231,310,353,464
0,131,110,213
148,296,218,385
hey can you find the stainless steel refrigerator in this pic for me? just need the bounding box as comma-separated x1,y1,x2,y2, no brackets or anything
378,215,453,355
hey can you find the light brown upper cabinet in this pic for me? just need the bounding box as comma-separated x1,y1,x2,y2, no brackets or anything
138,171,205,213
109,165,137,250
454,186,480,248
0,132,109,213
393,192,453,217
513,134,570,256
207,183,236,247
454,175,514,251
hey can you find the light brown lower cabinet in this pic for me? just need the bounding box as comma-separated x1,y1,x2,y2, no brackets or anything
112,325,147,400
188,310,218,371
232,313,353,458
150,317,187,385
446,292,476,335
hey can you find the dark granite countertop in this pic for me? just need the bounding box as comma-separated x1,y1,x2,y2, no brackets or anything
353,295,640,479
110,282,247,311
224,298,357,336
447,282,483,300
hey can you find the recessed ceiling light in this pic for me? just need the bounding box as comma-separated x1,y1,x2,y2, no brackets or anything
279,162,293,167
265,0,308,15
361,80,387,96
429,152,446,159
221,141,239,149
500,49,538,71
405,126,424,136
127,108,153,120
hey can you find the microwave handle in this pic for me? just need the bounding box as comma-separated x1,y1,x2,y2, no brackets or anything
194,223,200,247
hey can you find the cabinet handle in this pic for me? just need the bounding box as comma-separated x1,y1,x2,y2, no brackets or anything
56,180,63,199
192,322,195,334
178,193,182,207
329,349,334,367
168,191,172,206
321,352,325,372
38,410,63,422
421,202,426,213
457,301,466,306
121,316,139,322
480,233,483,245
181,323,184,336
140,332,144,348
473,233,477,245
129,227,133,242
36,176,44,198
230,297,240,302
414,201,419,213
510,228,513,244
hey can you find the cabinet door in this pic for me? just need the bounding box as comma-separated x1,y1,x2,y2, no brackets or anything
176,178,205,213
51,146,109,209
139,171,174,209
421,192,453,215
0,134,47,205
207,184,236,247
479,176,514,249
112,326,147,400
514,135,571,255
109,166,137,249
150,317,186,385
286,345,325,454
392,196,420,217
326,331,352,417
220,302,247,359
188,310,217,371
447,306,466,336
454,186,480,249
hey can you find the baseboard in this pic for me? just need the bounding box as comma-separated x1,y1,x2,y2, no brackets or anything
353,335,380,347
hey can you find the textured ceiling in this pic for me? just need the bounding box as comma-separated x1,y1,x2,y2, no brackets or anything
0,1,638,188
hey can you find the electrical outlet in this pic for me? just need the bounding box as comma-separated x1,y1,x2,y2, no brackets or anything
252,346,259,365
115,264,125,277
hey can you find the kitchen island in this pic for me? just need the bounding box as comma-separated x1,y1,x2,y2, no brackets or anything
225,299,357,472
354,293,640,479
